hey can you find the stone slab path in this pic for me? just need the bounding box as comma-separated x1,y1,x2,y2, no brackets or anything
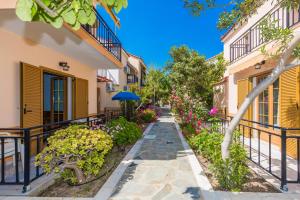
109,111,201,200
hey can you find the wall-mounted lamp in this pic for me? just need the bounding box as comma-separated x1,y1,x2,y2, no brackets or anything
254,60,266,70
59,62,70,71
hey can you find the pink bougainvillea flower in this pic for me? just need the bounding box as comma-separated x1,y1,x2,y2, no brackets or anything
188,111,193,119
209,107,218,116
197,120,202,127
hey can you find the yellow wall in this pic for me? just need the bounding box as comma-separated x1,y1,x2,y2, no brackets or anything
0,28,98,127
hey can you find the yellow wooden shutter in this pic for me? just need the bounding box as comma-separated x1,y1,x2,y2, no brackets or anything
237,78,253,121
74,78,89,118
20,62,42,128
280,67,300,158
237,78,253,137
20,63,43,156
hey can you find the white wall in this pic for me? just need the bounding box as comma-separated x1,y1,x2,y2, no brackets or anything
97,50,129,111
228,74,238,115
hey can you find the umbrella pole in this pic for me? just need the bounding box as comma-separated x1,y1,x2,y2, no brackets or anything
125,100,127,119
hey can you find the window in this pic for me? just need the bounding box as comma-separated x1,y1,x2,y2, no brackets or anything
258,77,269,126
257,76,280,127
273,79,280,126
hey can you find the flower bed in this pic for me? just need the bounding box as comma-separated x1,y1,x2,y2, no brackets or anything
39,145,132,197
195,152,280,193
174,105,280,193
37,117,144,197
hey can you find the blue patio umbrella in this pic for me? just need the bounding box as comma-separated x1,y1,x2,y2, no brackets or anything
112,91,141,101
112,91,141,118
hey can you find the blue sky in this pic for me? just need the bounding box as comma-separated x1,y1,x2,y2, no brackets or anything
98,0,225,69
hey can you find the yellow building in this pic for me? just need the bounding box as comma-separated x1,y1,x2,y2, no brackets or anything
216,1,300,158
0,1,123,129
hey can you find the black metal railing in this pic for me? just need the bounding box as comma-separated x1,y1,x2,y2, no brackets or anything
0,110,121,192
207,117,300,191
230,4,300,63
82,8,122,61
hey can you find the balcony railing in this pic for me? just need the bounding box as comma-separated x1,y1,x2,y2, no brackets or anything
82,8,122,61
230,4,300,63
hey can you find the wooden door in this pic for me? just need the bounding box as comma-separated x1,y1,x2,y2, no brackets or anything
237,78,253,137
20,62,42,128
74,78,88,118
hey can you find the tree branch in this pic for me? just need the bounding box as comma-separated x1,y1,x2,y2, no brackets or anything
34,0,58,18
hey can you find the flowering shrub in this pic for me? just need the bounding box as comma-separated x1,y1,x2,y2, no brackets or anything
35,125,113,185
170,89,208,123
106,117,142,147
139,109,157,123
188,129,249,191
182,123,197,136
209,107,218,116
147,105,162,117
207,107,221,132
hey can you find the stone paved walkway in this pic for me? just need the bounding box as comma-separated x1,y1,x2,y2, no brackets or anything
109,111,201,200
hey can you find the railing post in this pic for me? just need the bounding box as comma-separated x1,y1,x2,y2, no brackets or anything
280,128,288,192
22,128,31,193
87,116,90,127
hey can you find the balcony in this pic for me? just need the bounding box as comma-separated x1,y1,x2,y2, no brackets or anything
230,5,300,63
82,8,122,61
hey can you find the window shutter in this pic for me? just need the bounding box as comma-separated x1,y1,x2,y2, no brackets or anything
20,62,42,128
237,78,253,137
280,67,300,158
237,78,253,121
74,78,89,119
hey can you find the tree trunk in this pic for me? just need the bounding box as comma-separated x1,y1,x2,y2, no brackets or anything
63,164,86,184
221,32,300,159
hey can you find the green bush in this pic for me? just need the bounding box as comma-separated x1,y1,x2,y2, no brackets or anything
107,117,142,147
35,125,113,185
211,142,249,191
182,123,196,136
188,130,249,191
139,109,157,123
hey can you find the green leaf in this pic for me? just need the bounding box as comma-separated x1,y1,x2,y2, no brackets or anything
41,0,51,6
72,21,81,30
87,12,96,26
31,2,38,17
106,0,115,6
122,0,128,8
62,9,76,25
16,0,34,21
50,16,63,29
114,1,123,13
71,0,80,12
78,9,88,24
